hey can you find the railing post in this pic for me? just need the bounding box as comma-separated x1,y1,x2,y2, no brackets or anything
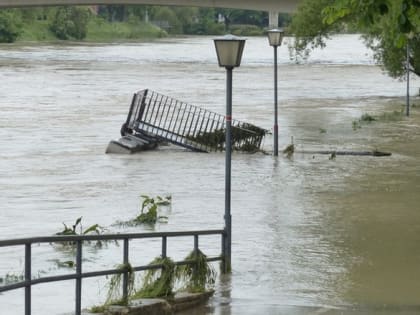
122,238,129,302
25,243,31,315
194,235,199,253
162,236,167,258
193,235,199,284
75,240,82,315
221,232,228,273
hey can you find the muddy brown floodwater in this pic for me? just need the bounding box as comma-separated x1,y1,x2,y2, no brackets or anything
1,35,420,314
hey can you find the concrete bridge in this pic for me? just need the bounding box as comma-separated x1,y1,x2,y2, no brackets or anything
0,0,301,26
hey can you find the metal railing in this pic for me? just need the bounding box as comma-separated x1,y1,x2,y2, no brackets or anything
122,89,266,152
0,229,225,315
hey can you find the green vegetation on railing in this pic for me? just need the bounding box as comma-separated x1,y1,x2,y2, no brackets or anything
176,250,216,293
135,257,176,298
188,129,225,151
187,124,266,152
90,263,135,313
90,250,216,312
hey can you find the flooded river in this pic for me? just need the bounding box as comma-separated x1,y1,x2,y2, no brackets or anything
1,35,420,314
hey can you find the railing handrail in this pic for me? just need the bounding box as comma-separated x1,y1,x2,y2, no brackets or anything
0,229,225,247
0,257,224,293
135,89,268,132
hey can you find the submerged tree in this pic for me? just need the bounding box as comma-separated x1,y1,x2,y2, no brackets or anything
289,0,420,78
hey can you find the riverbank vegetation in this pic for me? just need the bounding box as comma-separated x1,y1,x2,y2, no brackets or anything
352,109,407,130
0,5,284,43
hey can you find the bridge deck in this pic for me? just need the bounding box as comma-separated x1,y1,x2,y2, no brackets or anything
0,0,299,13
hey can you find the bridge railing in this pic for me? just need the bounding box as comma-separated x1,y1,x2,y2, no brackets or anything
0,229,225,315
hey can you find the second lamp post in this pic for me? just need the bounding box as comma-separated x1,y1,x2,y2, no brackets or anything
267,28,284,156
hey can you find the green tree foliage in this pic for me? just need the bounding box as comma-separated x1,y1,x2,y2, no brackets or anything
219,8,267,29
3,5,268,41
172,6,199,33
290,0,420,78
289,0,341,59
50,6,90,40
0,9,22,43
96,5,267,35
98,5,127,22
360,2,420,78
151,6,182,33
19,7,54,22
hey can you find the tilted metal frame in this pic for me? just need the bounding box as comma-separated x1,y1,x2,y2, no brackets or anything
123,89,266,152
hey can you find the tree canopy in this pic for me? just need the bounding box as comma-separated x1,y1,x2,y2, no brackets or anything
0,5,274,42
0,10,22,43
50,6,90,40
289,0,420,78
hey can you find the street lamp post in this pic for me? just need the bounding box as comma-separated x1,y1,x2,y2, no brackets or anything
267,28,284,156
214,34,246,273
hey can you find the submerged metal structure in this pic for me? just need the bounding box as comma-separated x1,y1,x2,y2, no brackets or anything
107,89,266,153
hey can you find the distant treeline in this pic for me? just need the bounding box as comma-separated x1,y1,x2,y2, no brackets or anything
0,5,292,43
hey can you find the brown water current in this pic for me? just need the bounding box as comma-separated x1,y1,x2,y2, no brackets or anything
1,35,420,314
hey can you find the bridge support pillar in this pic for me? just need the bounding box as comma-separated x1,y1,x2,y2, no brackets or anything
268,11,279,28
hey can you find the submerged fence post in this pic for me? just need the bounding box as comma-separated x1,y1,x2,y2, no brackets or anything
25,243,31,315
162,236,167,258
194,235,199,253
193,235,199,284
75,240,82,315
221,231,228,273
122,238,129,302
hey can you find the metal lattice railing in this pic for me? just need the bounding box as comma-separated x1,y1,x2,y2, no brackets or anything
121,89,267,153
0,230,225,315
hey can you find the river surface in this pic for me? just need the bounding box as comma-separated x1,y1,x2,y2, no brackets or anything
1,35,420,314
